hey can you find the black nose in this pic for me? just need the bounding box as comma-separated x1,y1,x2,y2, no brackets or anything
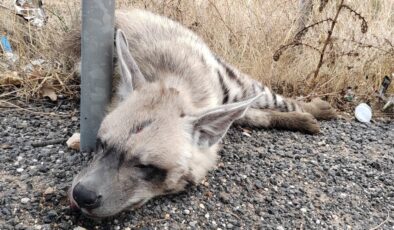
72,183,101,209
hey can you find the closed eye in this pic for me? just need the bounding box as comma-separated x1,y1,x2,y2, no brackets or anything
135,164,167,182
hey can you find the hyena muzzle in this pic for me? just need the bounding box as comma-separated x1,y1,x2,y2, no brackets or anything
66,9,336,218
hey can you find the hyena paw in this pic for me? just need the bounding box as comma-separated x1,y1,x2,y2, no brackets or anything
296,112,320,134
304,98,337,120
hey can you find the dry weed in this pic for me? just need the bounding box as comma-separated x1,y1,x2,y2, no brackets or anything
0,0,393,111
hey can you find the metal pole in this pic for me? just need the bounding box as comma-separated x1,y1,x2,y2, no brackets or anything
80,0,115,152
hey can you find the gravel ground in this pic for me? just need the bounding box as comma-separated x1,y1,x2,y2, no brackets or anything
0,100,393,230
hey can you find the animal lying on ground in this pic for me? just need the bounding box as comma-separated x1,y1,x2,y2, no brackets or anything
66,9,336,218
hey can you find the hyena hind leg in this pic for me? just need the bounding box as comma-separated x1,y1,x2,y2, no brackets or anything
236,108,320,134
300,98,337,120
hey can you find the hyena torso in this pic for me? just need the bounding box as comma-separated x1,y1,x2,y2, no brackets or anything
115,9,334,132
68,9,336,218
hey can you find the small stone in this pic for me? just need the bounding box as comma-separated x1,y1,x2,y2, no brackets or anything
339,193,347,198
183,209,190,215
205,213,210,219
44,187,54,195
16,168,24,173
219,192,231,203
300,208,307,213
318,141,326,146
277,226,285,230
164,213,170,219
189,221,198,227
199,203,205,209
41,224,51,230
21,197,30,203
38,164,49,173
44,210,58,223
2,208,11,215
73,227,87,230
15,223,25,230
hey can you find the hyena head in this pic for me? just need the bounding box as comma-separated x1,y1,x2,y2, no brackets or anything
69,30,261,218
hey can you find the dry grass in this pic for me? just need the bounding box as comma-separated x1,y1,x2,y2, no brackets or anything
1,0,393,111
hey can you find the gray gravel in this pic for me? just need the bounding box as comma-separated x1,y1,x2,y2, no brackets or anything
0,100,393,230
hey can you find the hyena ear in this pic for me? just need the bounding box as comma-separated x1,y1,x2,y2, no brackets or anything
115,29,146,100
191,93,264,148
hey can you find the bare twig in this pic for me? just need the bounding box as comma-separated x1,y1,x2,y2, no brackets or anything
312,0,345,81
31,138,68,147
294,18,333,42
369,210,390,230
0,100,71,117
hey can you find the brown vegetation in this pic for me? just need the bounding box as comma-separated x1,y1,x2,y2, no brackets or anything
1,0,393,112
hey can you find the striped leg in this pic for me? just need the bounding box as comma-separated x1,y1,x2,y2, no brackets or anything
214,57,336,120
235,108,320,134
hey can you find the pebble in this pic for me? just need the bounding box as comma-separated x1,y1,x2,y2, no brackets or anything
16,168,24,172
21,197,30,203
219,192,231,203
44,187,54,195
73,227,87,230
183,209,190,215
189,221,198,227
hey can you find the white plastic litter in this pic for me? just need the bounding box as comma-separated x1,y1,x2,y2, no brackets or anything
355,103,372,123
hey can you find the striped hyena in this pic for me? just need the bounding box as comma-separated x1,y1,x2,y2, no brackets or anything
67,9,336,218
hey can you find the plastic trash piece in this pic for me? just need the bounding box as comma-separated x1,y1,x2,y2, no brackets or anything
355,103,372,123
383,98,394,111
344,87,354,102
1,33,12,53
14,0,47,27
378,76,392,97
1,31,18,63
